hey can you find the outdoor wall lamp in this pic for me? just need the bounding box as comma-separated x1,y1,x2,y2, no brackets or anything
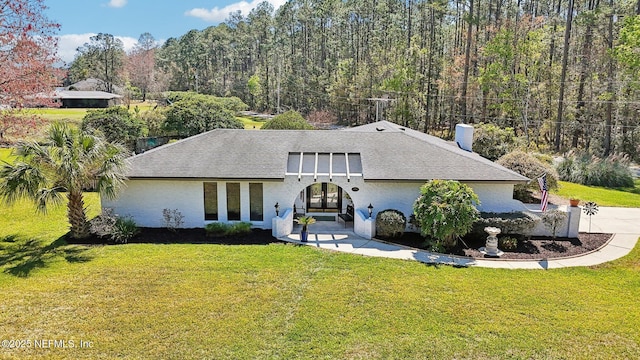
368,203,373,218
275,202,280,216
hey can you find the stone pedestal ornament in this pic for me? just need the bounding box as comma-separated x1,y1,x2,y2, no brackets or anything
479,226,504,257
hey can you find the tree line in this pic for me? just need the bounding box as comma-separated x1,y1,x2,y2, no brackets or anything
67,0,640,159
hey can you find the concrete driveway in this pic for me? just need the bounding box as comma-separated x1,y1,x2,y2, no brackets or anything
579,206,640,234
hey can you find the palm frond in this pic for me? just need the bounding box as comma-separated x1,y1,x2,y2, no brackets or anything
97,143,130,200
0,161,48,205
35,187,64,213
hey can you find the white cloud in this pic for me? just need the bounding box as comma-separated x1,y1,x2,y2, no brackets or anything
56,33,137,65
57,33,95,65
185,0,287,23
107,0,127,8
118,36,138,53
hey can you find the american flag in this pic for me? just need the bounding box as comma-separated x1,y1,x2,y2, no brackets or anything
537,174,548,212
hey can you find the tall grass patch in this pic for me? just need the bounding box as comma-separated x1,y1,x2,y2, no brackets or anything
557,152,634,187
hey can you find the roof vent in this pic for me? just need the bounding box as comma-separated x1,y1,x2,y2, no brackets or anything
455,124,474,152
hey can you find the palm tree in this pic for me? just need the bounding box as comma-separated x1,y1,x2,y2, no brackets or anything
0,122,129,239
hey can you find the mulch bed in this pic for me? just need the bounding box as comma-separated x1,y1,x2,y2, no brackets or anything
67,228,285,246
379,232,613,260
68,226,612,261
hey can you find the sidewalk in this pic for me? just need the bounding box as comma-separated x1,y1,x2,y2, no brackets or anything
279,207,640,269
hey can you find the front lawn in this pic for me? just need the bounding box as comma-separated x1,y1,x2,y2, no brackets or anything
1,198,639,359
554,180,640,207
236,115,267,129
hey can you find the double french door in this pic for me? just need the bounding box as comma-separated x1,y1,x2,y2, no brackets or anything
307,183,342,212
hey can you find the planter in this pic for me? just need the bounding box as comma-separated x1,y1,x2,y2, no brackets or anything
295,216,315,243
570,199,580,207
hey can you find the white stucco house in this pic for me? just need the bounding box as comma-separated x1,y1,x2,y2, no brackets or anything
104,120,541,239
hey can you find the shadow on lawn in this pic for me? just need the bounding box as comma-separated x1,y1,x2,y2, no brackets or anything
0,235,93,277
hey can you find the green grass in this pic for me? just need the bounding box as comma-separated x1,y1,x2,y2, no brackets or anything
0,148,14,163
236,115,266,129
1,198,639,358
0,194,101,242
26,107,88,122
554,180,640,207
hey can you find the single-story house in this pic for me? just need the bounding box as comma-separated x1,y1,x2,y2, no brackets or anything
103,120,546,239
54,89,122,108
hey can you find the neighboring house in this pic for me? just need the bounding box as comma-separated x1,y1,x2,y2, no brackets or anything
54,89,122,108
104,121,536,239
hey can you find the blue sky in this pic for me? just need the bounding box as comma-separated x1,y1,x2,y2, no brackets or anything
46,0,286,64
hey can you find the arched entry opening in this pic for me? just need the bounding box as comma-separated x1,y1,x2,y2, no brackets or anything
293,182,352,221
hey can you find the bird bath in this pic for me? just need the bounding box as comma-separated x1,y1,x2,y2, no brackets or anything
479,226,504,257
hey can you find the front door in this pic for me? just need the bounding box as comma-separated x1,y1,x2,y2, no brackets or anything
307,183,342,212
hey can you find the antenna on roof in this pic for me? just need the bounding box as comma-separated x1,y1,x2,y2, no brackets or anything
367,96,395,122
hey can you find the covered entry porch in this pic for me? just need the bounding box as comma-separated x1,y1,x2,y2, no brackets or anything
293,182,353,226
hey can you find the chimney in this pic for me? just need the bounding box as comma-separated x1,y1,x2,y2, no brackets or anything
455,124,474,152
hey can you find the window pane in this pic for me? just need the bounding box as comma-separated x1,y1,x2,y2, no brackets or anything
308,183,323,209
249,183,263,221
204,182,218,220
348,153,363,173
287,153,300,173
302,153,315,173
326,183,339,209
332,153,347,173
317,153,330,173
226,183,241,221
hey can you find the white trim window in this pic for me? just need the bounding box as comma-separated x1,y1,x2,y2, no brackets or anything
203,182,218,220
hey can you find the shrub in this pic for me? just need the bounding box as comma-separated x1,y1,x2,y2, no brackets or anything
138,107,167,137
164,94,244,137
262,110,314,130
227,222,252,236
89,208,138,244
90,208,118,238
472,212,539,236
541,209,567,239
499,236,518,250
375,209,407,238
82,107,146,150
112,217,139,244
205,222,229,237
556,152,634,188
166,92,248,112
497,151,559,202
205,222,253,237
413,180,480,250
162,209,184,232
473,123,516,161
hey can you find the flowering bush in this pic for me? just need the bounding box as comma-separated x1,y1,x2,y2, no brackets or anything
375,209,406,238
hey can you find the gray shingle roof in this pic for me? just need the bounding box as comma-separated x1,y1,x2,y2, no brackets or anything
55,90,122,100
126,121,529,183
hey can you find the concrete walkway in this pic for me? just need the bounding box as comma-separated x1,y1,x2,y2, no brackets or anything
279,207,640,269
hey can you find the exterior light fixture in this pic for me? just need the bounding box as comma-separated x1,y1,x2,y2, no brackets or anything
275,202,280,216
368,203,373,218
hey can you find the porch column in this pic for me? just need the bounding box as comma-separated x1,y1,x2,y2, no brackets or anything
354,209,375,240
